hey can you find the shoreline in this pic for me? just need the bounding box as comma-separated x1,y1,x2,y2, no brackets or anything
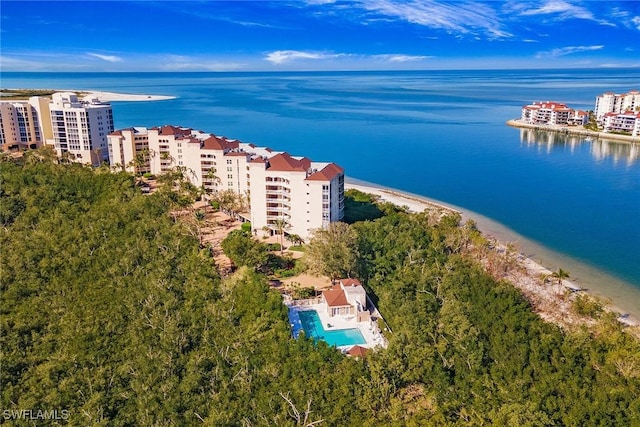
345,176,640,328
81,90,176,102
506,119,640,144
0,89,176,102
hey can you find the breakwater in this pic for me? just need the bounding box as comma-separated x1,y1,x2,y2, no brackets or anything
506,119,640,144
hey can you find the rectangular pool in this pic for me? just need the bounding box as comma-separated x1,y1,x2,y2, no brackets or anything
293,309,366,347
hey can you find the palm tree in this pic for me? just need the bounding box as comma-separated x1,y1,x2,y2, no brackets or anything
59,151,76,164
203,167,220,195
128,150,151,184
91,147,104,166
194,210,206,247
286,233,304,247
111,162,126,172
273,217,290,254
550,268,570,286
159,151,175,172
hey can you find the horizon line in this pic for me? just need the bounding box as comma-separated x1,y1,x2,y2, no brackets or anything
2,65,640,74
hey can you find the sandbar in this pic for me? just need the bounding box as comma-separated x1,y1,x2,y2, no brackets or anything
82,90,176,102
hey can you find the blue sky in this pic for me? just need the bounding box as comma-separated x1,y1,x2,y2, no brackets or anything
1,1,639,71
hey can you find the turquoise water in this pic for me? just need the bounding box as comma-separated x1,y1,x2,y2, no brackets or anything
2,70,639,301
295,309,366,347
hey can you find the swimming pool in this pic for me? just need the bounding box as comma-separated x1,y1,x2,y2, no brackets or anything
291,308,366,347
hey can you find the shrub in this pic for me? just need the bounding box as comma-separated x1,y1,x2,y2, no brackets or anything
572,294,604,318
266,243,282,252
241,221,252,232
291,286,316,300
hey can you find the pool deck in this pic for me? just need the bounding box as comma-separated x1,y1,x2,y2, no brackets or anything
287,301,387,350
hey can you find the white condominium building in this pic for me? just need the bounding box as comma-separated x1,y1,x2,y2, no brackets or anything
602,111,640,136
248,152,345,239
108,125,345,239
0,98,45,151
520,101,587,126
595,90,640,122
49,93,114,166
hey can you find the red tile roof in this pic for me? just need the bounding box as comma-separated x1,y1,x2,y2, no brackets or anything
201,135,239,151
340,278,361,287
267,153,311,172
158,125,191,136
347,345,369,357
322,287,350,307
524,101,571,111
306,163,344,181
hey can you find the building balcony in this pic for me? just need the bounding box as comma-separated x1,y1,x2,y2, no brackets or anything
265,190,291,197
266,195,291,204
265,185,290,192
266,205,291,213
267,212,291,220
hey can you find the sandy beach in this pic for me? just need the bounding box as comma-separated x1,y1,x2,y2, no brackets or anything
345,177,640,329
81,90,176,102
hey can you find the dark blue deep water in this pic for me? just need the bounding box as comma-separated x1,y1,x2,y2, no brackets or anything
3,69,639,303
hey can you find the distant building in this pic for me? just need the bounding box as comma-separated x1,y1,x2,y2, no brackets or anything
595,90,640,122
48,92,114,166
602,111,640,136
1,92,114,165
520,101,586,126
107,124,345,239
0,98,44,151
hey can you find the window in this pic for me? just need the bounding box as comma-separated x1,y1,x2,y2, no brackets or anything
227,167,233,172
227,174,233,179
227,159,232,164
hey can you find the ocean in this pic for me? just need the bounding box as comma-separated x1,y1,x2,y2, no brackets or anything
2,69,639,314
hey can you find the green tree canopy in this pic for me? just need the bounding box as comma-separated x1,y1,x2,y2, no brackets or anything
305,221,360,280
221,229,269,271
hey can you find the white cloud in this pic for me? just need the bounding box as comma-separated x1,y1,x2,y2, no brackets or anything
87,53,122,62
356,0,511,39
374,54,432,62
518,0,592,19
264,50,344,64
514,0,612,25
632,16,640,31
536,45,604,58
